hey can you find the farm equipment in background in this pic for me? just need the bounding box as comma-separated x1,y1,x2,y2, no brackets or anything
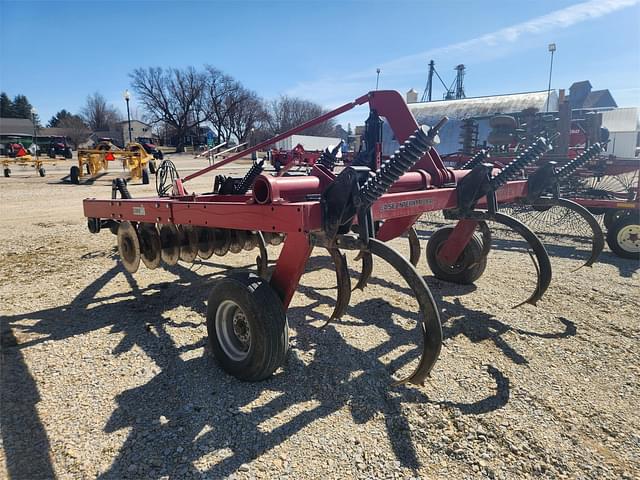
440,96,639,259
83,90,604,388
72,140,157,185
136,137,164,160
1,141,60,177
46,136,73,159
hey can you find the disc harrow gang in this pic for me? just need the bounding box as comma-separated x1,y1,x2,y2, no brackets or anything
83,89,605,387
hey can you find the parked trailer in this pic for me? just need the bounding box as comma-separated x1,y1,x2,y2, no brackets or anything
83,90,602,387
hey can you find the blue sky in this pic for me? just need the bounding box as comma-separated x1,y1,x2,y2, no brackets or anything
1,0,638,128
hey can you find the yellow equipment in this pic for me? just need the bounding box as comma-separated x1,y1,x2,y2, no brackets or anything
2,153,60,178
72,141,156,184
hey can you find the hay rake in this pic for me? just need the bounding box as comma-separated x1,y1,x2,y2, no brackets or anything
83,90,603,386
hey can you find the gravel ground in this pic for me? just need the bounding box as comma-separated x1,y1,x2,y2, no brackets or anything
1,159,639,479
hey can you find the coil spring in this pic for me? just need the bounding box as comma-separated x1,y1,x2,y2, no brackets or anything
459,150,487,170
358,125,433,208
490,137,550,189
233,159,264,194
555,143,602,179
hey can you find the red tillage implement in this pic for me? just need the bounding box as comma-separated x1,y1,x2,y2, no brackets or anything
83,91,603,386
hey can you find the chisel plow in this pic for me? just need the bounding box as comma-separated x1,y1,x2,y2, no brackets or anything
83,90,603,386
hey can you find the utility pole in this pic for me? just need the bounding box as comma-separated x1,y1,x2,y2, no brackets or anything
375,68,381,90
545,43,556,112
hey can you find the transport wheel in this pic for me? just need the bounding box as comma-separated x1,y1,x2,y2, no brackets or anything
603,209,627,230
38,167,46,177
4,168,10,178
142,167,150,184
426,226,487,284
606,214,640,259
207,272,289,381
65,149,73,159
148,160,157,175
70,166,80,184
49,150,56,158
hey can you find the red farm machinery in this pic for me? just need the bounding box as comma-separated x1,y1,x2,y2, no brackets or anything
440,98,639,259
83,90,606,386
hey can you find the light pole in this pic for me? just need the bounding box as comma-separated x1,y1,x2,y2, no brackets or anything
375,68,381,90
31,107,38,158
545,43,556,112
123,89,132,144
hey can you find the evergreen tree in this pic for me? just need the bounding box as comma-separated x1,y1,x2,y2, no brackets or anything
12,95,33,118
0,92,13,117
48,109,74,127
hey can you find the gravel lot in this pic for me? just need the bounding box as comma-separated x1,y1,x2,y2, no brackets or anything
1,156,639,479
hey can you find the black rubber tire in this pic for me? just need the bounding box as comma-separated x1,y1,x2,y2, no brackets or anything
39,167,46,177
603,209,627,230
206,272,289,381
70,166,80,184
426,226,487,284
65,149,73,159
48,150,56,158
4,168,10,178
606,214,640,259
148,160,156,175
142,168,150,184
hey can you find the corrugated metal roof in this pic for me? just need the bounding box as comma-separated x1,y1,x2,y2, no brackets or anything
601,107,639,132
0,117,34,135
408,90,558,120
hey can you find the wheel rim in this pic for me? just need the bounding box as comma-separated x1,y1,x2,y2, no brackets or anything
617,224,640,253
215,300,251,361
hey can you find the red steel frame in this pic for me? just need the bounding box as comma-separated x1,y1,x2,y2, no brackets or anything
83,91,533,309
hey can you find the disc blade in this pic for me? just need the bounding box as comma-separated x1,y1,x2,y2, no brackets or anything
197,227,215,259
159,224,180,266
139,223,161,269
179,225,198,263
117,221,141,273
213,228,231,256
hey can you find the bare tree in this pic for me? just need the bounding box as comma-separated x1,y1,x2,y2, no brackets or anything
130,67,206,152
227,88,268,144
58,116,91,149
81,93,121,131
265,96,335,138
202,67,243,143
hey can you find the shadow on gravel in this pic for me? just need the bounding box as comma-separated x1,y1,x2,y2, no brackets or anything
0,249,577,479
0,329,56,479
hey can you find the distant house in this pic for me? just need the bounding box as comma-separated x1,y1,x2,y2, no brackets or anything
116,120,154,145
